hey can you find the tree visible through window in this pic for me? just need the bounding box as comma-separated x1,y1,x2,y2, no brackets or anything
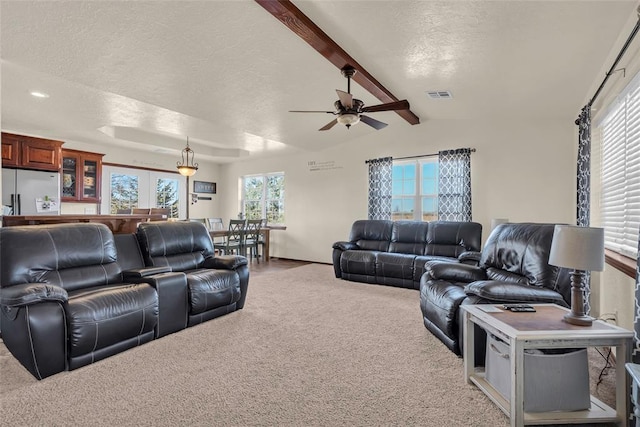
156,178,179,218
242,173,285,224
391,159,438,221
110,174,139,213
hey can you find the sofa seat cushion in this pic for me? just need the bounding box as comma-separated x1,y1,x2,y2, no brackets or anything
375,252,416,280
340,250,378,276
186,269,241,315
67,283,158,358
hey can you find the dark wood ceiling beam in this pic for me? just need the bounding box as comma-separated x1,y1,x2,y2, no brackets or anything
255,0,420,125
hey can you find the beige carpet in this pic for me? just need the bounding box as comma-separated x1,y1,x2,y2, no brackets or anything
0,264,615,426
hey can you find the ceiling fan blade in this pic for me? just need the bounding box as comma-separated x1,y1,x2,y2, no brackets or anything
360,115,388,130
336,90,353,109
361,99,410,113
289,110,335,114
319,118,338,131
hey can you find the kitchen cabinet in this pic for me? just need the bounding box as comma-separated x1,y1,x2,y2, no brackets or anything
61,149,104,203
1,132,63,171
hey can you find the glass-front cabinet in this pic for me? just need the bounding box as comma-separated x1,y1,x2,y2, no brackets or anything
61,149,104,203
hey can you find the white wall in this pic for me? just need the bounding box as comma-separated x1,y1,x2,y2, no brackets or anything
220,118,576,264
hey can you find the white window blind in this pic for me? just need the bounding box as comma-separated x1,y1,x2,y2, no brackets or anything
599,75,640,258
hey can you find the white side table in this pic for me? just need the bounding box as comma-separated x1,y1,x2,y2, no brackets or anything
462,304,633,426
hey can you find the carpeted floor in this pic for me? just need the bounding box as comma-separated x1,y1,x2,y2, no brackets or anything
0,264,617,426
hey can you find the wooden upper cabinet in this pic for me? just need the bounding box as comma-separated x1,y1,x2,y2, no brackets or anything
1,132,63,171
61,149,104,203
1,134,20,167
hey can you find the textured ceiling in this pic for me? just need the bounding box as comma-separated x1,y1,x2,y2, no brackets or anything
1,1,636,163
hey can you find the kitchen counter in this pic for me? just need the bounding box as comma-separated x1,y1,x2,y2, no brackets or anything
2,214,166,234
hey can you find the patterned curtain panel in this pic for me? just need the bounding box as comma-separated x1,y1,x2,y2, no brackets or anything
576,106,592,315
437,148,472,221
576,105,591,227
367,157,393,220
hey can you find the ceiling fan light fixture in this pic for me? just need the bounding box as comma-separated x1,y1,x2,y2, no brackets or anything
337,113,360,127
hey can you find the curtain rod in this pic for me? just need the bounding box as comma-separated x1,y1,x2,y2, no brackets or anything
589,7,640,106
394,148,476,161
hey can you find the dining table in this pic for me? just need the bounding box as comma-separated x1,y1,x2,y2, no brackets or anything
209,225,286,262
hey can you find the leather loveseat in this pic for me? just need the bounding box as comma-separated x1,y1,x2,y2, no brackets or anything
332,220,483,290
136,221,249,327
419,222,571,356
0,221,249,379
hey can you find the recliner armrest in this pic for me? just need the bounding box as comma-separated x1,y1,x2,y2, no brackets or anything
425,262,486,283
1,283,68,307
458,251,481,264
204,255,248,270
465,280,567,305
123,266,172,279
332,241,359,251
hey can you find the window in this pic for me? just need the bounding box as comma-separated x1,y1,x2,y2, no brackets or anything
242,173,285,224
597,72,640,259
156,178,180,218
391,159,438,221
103,165,184,218
110,174,139,213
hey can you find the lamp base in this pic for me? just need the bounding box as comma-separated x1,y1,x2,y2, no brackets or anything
563,312,594,327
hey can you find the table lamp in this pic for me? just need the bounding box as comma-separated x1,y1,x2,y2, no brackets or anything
548,225,605,326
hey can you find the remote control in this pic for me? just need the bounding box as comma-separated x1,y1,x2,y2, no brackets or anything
509,306,536,312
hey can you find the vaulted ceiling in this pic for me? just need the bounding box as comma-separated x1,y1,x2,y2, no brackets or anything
1,1,636,163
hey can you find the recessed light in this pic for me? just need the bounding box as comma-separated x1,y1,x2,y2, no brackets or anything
30,91,50,98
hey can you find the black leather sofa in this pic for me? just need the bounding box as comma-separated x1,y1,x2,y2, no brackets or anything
332,220,483,290
419,223,571,356
0,221,249,379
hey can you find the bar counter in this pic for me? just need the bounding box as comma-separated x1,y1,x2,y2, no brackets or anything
2,214,165,234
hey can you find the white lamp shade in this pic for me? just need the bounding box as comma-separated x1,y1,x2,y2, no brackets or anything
548,225,605,271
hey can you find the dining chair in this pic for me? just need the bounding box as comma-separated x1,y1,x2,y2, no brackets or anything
214,219,245,255
207,217,224,231
189,218,207,226
244,219,262,263
206,217,226,249
149,207,170,220
116,208,133,214
257,218,267,259
132,208,151,215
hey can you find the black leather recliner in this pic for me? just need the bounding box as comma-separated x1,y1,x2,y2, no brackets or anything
136,221,250,326
420,223,571,356
0,223,161,379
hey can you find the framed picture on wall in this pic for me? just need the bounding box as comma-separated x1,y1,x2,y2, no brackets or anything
193,180,216,194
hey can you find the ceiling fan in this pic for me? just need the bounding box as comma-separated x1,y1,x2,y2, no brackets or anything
290,66,410,131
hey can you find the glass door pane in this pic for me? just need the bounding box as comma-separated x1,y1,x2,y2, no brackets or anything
62,156,77,198
83,160,98,199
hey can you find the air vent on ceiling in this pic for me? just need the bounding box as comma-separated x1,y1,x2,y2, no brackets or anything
426,90,453,99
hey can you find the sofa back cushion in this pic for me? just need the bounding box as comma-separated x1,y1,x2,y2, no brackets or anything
137,221,214,271
113,233,146,270
424,221,483,257
349,220,392,252
389,221,429,255
0,223,121,291
480,223,568,294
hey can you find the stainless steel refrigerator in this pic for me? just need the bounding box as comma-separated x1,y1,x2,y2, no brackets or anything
2,168,61,215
